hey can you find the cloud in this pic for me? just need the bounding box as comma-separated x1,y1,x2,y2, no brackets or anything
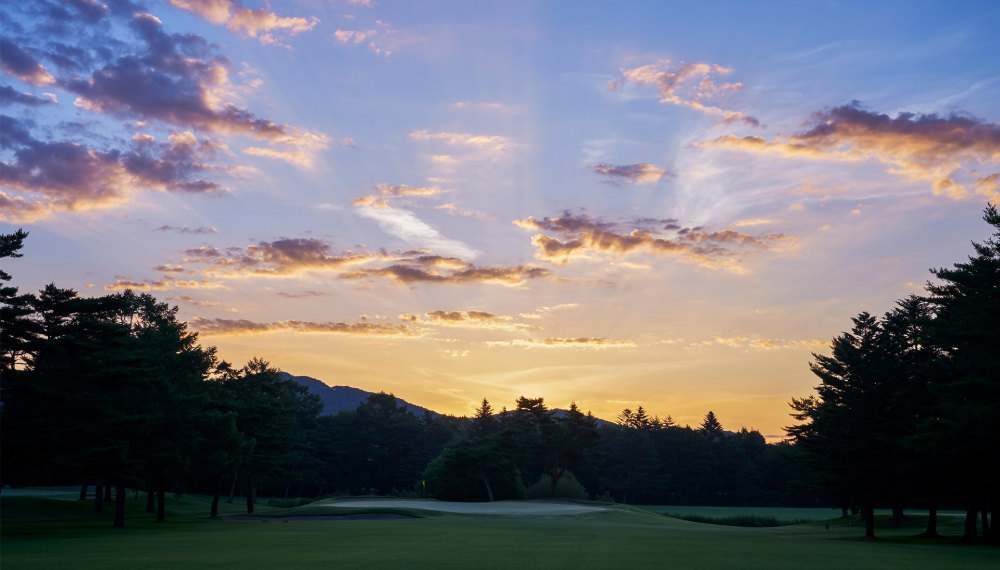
341,261,550,287
514,213,791,269
594,163,666,185
730,218,772,228
975,173,999,202
487,337,635,349
189,317,421,337
410,130,512,157
695,102,1000,199
103,277,225,291
62,13,327,165
410,310,537,331
184,238,379,277
0,85,57,106
374,183,441,197
1,117,234,222
166,295,219,306
355,205,481,259
0,38,57,86
609,60,758,126
434,203,496,219
154,265,186,273
350,195,389,208
154,225,217,234
340,138,357,148
710,337,827,350
350,183,442,208
170,0,319,46
276,290,326,298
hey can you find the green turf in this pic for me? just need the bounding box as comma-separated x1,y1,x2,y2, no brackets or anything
1,491,995,569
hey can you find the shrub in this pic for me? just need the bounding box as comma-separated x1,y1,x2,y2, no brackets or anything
525,471,589,500
266,497,315,508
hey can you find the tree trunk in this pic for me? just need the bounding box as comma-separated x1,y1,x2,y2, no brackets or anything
316,484,325,500
211,474,223,518
982,502,991,540
156,475,166,523
863,499,875,539
113,482,126,528
79,476,89,501
921,495,939,538
94,477,104,513
850,506,859,516
145,480,156,512
246,480,255,514
104,483,112,502
891,499,904,528
840,507,848,518
284,480,292,499
964,494,978,543
549,466,566,499
252,480,258,504
226,469,238,504
481,473,494,502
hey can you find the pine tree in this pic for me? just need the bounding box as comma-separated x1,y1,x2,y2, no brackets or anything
918,204,1000,543
699,411,725,442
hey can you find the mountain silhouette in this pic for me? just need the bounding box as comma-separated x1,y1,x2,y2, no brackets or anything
283,372,612,426
281,372,434,417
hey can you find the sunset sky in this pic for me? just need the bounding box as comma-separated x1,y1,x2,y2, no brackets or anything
3,0,999,438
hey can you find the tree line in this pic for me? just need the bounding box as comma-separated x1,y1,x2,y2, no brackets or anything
786,205,999,542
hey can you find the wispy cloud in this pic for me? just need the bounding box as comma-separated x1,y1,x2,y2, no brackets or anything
356,205,481,259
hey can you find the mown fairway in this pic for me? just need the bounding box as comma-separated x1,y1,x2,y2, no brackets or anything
2,491,996,570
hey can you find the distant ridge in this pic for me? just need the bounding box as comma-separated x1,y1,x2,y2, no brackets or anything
280,372,434,417
282,372,613,426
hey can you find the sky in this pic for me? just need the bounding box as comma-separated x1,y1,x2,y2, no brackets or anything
3,0,999,438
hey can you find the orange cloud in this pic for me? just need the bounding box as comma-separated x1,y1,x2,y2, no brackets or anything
184,238,381,277
975,173,999,202
189,317,421,337
514,214,792,269
171,0,319,45
594,163,667,185
414,310,539,331
696,103,1000,199
610,60,758,126
487,337,635,349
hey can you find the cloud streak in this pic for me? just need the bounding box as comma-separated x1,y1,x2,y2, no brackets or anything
189,317,421,337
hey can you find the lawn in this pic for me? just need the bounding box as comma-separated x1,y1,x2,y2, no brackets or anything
1,490,995,569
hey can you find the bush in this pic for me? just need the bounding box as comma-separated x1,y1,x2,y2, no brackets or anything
525,471,589,500
594,492,616,503
266,497,315,508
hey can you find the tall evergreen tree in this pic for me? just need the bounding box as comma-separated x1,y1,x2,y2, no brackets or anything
918,204,1000,543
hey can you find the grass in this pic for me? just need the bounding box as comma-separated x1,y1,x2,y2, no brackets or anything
662,512,812,527
1,489,996,569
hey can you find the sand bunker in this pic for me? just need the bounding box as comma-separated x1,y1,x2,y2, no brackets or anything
326,499,605,516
